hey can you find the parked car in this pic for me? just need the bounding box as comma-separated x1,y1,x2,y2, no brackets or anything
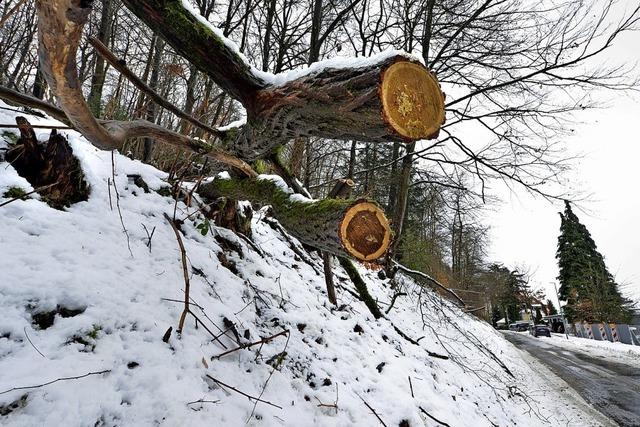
509,321,530,332
530,324,551,338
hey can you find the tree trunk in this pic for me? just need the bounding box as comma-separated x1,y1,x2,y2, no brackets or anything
347,140,357,180
338,257,382,319
261,0,277,71
289,137,305,178
386,142,414,270
36,0,445,162
199,177,391,261
387,141,400,211
308,0,323,64
323,252,337,305
119,0,446,160
180,64,198,134
86,0,114,117
143,37,165,162
32,66,46,99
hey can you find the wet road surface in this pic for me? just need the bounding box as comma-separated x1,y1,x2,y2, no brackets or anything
503,332,640,426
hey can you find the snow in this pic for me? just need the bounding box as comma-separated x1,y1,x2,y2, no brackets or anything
264,49,419,87
216,117,246,132
256,174,315,203
0,101,607,426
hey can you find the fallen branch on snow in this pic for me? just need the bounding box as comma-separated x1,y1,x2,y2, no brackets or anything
392,261,465,306
0,370,111,396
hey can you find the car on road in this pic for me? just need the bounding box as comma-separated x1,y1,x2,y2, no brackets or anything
529,324,551,338
509,321,530,332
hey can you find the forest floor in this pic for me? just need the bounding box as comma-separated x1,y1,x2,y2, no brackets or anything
0,101,611,426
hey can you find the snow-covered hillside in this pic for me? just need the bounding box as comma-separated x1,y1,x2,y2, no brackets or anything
0,102,605,426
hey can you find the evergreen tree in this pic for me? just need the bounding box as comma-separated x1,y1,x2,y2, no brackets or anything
556,201,633,323
534,308,543,324
545,299,558,315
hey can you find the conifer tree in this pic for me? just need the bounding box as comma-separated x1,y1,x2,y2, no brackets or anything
545,299,558,315
556,201,633,323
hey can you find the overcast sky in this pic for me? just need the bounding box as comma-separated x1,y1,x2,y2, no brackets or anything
486,27,640,307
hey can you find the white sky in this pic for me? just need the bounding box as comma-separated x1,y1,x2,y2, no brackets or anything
486,28,640,306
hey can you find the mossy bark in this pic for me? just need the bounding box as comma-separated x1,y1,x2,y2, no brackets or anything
120,0,266,103
199,177,389,259
338,257,383,319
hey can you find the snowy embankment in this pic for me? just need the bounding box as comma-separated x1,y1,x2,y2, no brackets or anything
0,102,602,426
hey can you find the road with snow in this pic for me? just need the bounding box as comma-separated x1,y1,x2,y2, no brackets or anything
504,332,640,426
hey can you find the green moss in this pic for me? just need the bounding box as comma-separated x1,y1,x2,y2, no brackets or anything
162,0,253,77
339,257,383,319
253,159,269,174
3,187,28,200
189,137,215,153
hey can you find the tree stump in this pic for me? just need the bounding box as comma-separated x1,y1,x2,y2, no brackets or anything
5,117,89,209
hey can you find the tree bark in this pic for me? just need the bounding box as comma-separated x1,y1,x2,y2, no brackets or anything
386,142,414,271
199,177,391,261
86,0,114,117
35,0,445,163
338,257,382,319
323,252,337,305
120,0,446,160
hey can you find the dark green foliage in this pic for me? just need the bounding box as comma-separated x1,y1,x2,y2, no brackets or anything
1,131,19,145
556,201,633,323
545,299,558,315
155,186,173,197
534,308,542,324
196,218,211,236
484,263,529,324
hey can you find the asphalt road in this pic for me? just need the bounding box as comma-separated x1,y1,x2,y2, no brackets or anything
503,332,640,426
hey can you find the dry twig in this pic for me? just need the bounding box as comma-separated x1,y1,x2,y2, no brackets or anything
0,370,111,395
111,152,132,257
212,329,289,360
205,375,282,410
164,212,190,333
357,394,388,427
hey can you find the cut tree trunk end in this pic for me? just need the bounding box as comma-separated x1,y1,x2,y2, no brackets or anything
381,61,445,140
340,201,391,262
198,177,391,261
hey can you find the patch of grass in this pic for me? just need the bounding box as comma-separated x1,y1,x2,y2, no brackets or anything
87,324,102,340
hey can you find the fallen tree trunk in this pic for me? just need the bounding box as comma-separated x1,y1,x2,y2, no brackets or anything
120,0,446,160
199,177,391,261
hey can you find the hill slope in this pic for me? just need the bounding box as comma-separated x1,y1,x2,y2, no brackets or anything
0,102,605,426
